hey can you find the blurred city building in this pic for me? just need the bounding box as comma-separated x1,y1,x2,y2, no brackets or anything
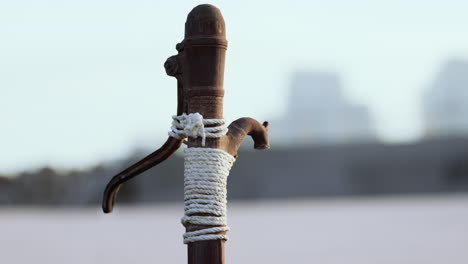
423,59,468,138
272,72,376,145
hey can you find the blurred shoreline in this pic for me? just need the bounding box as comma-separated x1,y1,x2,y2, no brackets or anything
2,136,468,206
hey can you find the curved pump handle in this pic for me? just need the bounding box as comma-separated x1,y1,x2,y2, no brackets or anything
102,137,183,213
102,54,185,213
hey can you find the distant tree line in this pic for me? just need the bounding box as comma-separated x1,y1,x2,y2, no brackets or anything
1,137,468,206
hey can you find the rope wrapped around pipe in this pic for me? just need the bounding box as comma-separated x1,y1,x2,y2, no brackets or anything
168,113,235,244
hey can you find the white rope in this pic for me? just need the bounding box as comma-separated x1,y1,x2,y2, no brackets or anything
167,113,234,243
182,147,236,244
168,113,228,146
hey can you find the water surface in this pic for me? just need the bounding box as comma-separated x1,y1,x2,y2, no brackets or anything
1,195,467,263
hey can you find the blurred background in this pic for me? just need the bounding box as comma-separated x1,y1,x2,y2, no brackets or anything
1,0,468,263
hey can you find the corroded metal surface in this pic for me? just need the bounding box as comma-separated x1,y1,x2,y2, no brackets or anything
102,4,269,264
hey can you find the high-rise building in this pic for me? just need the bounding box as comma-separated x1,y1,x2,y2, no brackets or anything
272,72,375,145
423,59,468,138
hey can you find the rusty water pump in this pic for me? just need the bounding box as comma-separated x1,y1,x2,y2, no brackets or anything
102,4,269,264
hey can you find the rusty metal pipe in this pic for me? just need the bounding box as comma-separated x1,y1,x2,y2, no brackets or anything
101,4,269,264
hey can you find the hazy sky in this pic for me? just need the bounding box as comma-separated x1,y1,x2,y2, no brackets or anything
1,0,468,173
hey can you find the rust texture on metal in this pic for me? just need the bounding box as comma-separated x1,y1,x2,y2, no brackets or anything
102,4,269,264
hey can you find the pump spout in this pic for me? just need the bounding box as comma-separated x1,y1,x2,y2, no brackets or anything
222,118,269,158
